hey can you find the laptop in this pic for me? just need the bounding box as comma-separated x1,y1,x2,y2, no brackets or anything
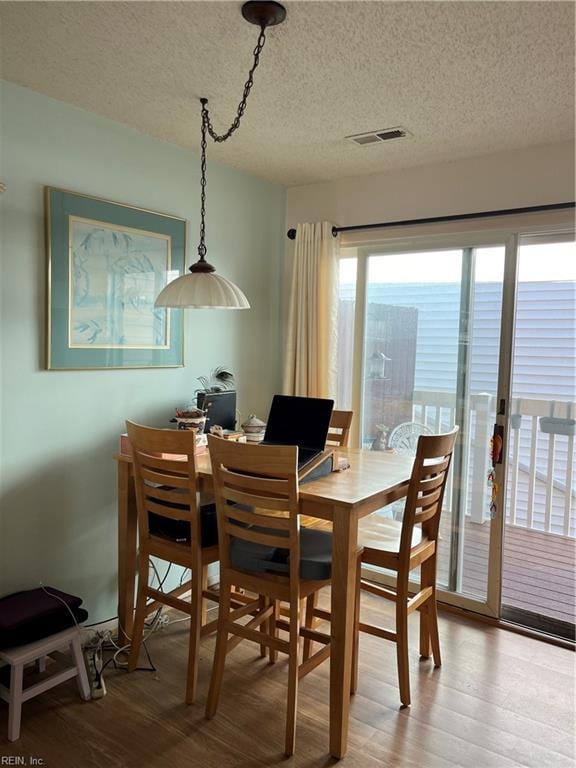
262,395,334,469
197,390,237,431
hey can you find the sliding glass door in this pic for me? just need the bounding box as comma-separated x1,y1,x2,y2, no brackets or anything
338,225,575,626
501,235,576,638
338,241,506,614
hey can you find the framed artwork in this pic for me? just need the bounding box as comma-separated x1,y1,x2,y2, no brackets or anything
46,187,185,369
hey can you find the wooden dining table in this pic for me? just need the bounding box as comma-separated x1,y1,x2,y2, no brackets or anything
115,446,414,759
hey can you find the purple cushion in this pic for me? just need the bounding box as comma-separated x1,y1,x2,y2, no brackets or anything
0,587,88,649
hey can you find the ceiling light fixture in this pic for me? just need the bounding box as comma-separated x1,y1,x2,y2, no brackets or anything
155,1,287,310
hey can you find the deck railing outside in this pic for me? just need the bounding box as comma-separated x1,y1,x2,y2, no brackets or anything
411,390,576,539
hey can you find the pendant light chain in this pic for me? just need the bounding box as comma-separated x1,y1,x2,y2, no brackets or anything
197,102,209,263
203,26,267,143
196,25,268,266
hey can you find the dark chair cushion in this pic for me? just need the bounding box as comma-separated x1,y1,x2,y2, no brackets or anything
148,503,218,549
0,587,88,649
230,526,332,580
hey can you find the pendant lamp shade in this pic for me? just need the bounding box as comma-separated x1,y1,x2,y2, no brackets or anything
155,271,250,309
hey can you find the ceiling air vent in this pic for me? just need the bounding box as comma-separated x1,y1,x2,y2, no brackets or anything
346,127,412,147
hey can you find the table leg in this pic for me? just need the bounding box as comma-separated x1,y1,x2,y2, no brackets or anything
330,505,358,759
117,462,138,646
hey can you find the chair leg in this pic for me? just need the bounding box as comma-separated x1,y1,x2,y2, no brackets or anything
302,592,317,661
351,555,362,695
258,595,267,658
298,598,306,652
396,581,411,708
268,599,279,664
201,565,209,627
428,588,442,668
419,602,431,660
419,557,434,659
70,633,91,701
205,580,232,720
185,568,203,704
128,553,149,671
284,596,300,757
7,663,23,742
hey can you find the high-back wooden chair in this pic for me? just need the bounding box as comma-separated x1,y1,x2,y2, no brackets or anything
354,427,459,707
327,409,353,447
205,435,333,756
126,421,220,704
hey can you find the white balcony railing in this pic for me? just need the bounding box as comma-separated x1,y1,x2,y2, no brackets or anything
411,391,576,538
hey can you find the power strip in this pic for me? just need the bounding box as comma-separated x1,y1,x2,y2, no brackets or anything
83,646,106,699
81,620,119,651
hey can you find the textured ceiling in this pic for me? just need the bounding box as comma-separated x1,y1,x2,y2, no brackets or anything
0,1,574,186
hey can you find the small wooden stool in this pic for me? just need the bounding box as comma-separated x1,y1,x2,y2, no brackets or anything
0,627,90,741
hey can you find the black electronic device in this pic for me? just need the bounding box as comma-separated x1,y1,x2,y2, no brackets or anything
197,390,237,431
262,394,334,469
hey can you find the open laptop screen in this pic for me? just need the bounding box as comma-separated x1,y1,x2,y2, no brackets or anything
263,395,334,453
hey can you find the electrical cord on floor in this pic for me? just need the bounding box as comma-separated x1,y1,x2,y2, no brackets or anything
100,636,157,678
104,560,172,673
106,558,189,674
40,559,189,695
88,619,158,688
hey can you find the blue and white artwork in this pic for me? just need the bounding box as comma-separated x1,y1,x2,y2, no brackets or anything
69,217,172,349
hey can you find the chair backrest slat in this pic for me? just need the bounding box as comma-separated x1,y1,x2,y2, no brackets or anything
208,436,300,581
420,456,451,477
222,522,289,550
220,467,291,497
126,421,200,545
222,503,292,530
223,486,295,513
145,498,192,520
135,453,189,474
415,485,444,512
416,472,446,493
399,427,459,561
142,484,189,504
418,485,444,506
414,489,445,524
140,466,190,488
327,410,353,447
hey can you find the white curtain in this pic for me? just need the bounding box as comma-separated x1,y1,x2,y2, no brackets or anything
283,221,339,399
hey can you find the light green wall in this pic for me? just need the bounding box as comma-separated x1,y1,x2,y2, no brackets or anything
0,82,286,622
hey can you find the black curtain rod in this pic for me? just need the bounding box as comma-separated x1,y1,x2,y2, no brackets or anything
285,202,575,240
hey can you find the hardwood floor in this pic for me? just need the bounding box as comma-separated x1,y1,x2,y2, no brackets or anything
434,515,575,624
0,591,574,767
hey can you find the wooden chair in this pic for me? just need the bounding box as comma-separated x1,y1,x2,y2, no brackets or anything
353,427,459,707
205,435,333,756
327,409,353,447
126,421,220,704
